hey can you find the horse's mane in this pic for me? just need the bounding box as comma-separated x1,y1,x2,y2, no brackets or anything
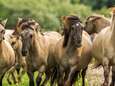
63,15,81,47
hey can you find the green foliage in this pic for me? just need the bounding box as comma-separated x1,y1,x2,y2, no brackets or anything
0,0,111,31
0,0,93,30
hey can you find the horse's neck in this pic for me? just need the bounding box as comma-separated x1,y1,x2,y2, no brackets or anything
96,18,110,32
111,14,115,44
30,32,46,56
0,41,6,54
65,36,77,56
0,42,3,53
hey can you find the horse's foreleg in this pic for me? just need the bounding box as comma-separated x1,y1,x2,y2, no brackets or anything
110,66,115,86
0,73,5,86
27,71,34,86
81,67,87,86
41,68,51,86
11,71,18,84
36,65,45,86
102,59,110,86
65,66,80,86
7,72,12,85
36,72,42,86
57,67,65,86
63,68,70,84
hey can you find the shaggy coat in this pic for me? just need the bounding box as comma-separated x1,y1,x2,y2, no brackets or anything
92,8,115,86
15,18,62,86
53,15,92,86
0,20,15,86
84,15,110,41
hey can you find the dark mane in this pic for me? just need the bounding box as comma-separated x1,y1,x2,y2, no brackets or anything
63,15,81,47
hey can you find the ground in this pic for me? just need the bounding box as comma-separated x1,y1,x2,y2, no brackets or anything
3,65,111,86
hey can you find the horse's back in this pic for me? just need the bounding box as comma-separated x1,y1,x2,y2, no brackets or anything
44,31,62,40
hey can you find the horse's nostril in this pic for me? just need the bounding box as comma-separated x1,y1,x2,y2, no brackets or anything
78,39,81,44
22,50,27,56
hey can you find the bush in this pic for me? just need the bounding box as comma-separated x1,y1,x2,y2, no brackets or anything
0,0,93,30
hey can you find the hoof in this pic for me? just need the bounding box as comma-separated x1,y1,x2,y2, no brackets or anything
101,83,108,86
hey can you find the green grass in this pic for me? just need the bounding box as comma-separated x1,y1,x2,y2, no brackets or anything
3,72,89,86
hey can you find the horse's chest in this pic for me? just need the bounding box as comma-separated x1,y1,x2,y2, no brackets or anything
60,55,79,68
104,46,114,59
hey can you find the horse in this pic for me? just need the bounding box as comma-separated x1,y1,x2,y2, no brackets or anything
6,35,26,85
15,18,62,86
92,8,115,86
0,19,15,86
52,15,92,86
84,14,110,40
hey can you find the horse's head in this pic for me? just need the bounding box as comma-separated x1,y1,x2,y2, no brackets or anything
84,15,110,34
13,18,40,35
20,28,35,56
0,19,7,42
61,15,83,47
9,35,22,51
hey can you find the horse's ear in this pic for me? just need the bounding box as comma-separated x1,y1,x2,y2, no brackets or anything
17,17,22,26
1,19,7,27
18,17,22,22
111,7,115,14
61,16,65,20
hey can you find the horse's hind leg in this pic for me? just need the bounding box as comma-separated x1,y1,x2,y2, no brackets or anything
110,66,115,86
81,67,87,86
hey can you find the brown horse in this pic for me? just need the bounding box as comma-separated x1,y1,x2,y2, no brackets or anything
92,8,115,86
0,19,15,86
6,35,26,85
84,14,110,40
14,18,62,86
52,15,92,86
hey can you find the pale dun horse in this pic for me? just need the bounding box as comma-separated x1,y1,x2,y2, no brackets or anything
6,35,26,85
92,8,115,86
52,15,92,86
84,14,110,41
14,18,62,86
0,19,15,86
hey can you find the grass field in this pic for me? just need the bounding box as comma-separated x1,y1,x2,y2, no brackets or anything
3,72,89,86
